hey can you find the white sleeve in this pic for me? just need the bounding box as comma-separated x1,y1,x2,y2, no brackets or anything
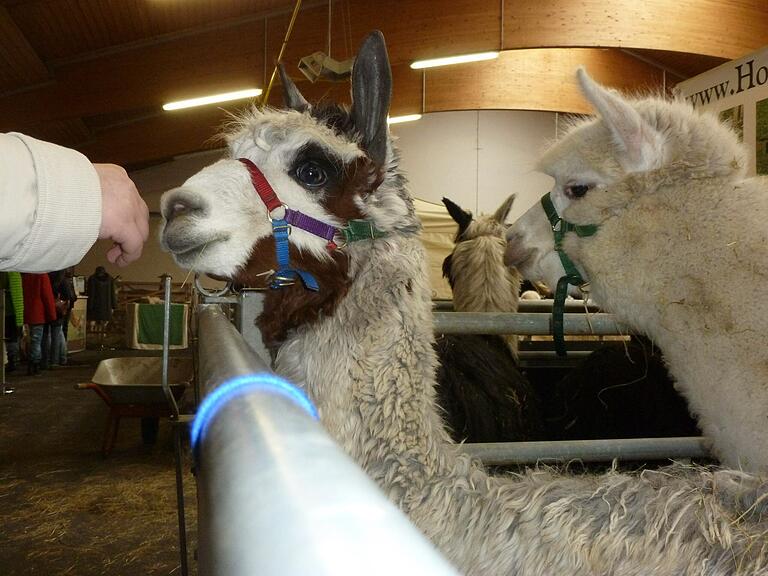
0,133,102,272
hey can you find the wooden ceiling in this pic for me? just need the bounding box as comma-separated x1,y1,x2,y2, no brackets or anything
1,0,765,169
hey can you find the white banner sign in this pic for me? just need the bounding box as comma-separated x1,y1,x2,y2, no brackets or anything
676,46,768,176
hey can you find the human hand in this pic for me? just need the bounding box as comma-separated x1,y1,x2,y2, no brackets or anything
94,164,150,266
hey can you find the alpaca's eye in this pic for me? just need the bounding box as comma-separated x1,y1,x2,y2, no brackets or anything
565,184,592,198
296,161,327,188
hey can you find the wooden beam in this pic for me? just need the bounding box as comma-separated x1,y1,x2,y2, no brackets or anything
6,0,294,62
70,48,664,168
0,4,48,91
0,17,268,131
502,0,768,60
425,48,664,115
75,104,237,168
3,0,764,133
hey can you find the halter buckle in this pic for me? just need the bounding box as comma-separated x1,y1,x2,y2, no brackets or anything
271,222,291,236
271,273,296,287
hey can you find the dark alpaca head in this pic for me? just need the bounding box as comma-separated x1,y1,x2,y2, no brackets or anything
442,197,473,241
441,194,516,288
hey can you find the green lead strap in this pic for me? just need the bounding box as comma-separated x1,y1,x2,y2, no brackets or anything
540,193,598,357
341,219,386,243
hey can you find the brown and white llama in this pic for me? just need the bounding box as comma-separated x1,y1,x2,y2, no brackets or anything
436,195,545,443
162,32,768,575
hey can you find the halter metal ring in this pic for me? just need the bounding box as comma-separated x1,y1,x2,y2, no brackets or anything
267,204,288,222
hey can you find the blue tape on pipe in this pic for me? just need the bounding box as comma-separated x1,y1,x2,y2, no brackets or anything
190,372,319,451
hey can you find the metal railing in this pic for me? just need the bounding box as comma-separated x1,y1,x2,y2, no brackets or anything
433,311,628,335
194,304,459,576
1,288,7,395
462,437,710,465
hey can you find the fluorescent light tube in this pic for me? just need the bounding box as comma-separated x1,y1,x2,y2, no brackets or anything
163,88,263,111
387,114,422,124
410,51,499,70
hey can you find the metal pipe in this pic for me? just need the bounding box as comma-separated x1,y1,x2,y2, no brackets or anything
1,288,6,395
173,423,189,576
160,275,188,576
517,299,601,313
161,275,179,417
461,437,710,465
433,311,628,335
432,299,601,313
261,0,303,106
195,305,459,576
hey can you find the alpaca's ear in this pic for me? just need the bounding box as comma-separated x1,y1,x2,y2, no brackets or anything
442,253,456,288
279,64,310,113
442,197,473,236
351,31,392,167
492,194,515,224
577,68,660,171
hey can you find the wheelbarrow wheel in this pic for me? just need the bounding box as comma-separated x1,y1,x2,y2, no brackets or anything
141,417,160,445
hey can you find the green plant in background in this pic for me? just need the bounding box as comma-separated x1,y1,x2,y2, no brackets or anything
719,105,744,143
757,98,768,175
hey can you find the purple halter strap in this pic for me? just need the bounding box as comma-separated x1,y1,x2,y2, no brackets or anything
284,209,338,250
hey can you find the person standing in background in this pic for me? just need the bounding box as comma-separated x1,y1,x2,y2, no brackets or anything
59,268,78,363
1,271,24,372
22,273,56,375
47,270,74,367
86,266,116,350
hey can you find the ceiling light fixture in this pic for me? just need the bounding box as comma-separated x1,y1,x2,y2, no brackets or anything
387,114,422,125
163,88,263,111
410,51,499,70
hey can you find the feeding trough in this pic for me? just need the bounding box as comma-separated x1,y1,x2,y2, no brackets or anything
77,356,194,456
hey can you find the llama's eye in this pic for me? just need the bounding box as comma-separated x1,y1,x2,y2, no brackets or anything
565,184,592,198
295,161,327,188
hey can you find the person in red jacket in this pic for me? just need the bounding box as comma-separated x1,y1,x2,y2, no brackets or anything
22,273,56,375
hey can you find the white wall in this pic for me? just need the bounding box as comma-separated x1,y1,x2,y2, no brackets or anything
78,110,558,281
392,110,556,223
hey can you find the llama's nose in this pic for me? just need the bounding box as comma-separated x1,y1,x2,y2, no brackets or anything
504,232,533,267
162,189,207,222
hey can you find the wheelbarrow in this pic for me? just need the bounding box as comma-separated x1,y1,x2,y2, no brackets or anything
77,357,194,456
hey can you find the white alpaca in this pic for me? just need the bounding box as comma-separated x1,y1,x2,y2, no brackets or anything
505,69,768,474
162,33,768,575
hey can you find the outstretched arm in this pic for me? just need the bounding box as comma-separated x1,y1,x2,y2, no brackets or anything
0,133,149,272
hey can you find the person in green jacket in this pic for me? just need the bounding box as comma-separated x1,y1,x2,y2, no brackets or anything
1,271,24,372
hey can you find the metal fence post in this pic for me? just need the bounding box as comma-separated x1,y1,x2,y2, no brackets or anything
194,304,459,576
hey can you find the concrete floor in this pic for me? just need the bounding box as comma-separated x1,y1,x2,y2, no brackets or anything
0,350,197,576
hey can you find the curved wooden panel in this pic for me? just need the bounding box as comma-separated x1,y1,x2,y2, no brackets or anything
425,48,664,115
8,0,290,61
503,0,768,60
4,0,764,167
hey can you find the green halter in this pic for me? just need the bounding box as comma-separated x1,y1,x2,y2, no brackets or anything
540,192,598,357
339,219,387,244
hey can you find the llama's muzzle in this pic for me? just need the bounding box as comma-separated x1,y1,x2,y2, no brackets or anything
504,233,534,269
161,188,209,222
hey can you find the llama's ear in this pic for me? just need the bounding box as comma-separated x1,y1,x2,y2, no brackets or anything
577,68,660,171
442,197,473,235
492,194,515,224
351,31,392,167
279,63,310,113
442,253,456,288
